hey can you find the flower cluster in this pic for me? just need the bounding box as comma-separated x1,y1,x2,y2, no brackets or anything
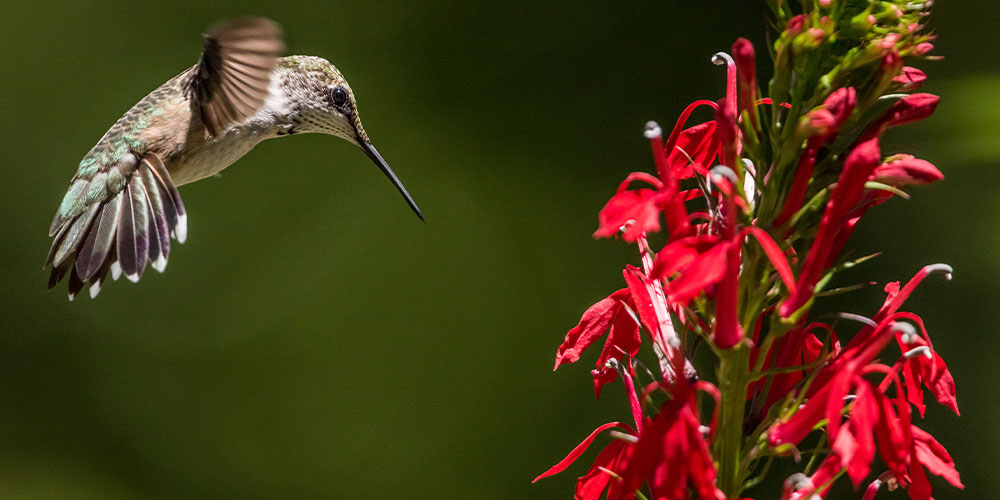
536,2,961,499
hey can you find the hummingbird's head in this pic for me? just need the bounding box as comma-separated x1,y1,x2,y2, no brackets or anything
275,56,422,220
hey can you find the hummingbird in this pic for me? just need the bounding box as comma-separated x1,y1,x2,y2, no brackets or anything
45,17,422,300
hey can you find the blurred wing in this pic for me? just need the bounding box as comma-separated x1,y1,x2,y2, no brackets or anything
46,152,187,300
187,17,285,136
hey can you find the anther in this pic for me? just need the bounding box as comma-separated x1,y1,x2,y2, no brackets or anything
820,311,877,328
784,473,812,492
925,263,953,281
644,120,663,139
904,346,933,359
609,430,639,443
709,165,739,185
891,321,918,344
712,51,735,68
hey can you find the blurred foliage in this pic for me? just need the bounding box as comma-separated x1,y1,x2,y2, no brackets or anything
0,1,994,498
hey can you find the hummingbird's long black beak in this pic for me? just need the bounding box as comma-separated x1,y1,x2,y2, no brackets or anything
360,142,423,221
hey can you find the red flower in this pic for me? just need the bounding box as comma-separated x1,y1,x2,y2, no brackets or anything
594,184,666,242
534,421,638,500
892,313,959,416
780,137,882,318
621,393,724,500
553,288,641,398
649,235,730,304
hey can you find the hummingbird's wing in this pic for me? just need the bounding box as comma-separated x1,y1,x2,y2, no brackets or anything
46,151,186,299
187,17,285,136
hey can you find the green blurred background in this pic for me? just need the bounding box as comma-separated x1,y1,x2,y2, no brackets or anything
0,1,995,498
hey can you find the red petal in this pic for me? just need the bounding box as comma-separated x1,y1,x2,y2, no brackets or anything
533,421,634,482
594,189,663,241
574,439,635,500
650,235,720,278
554,288,630,369
744,227,796,293
911,425,964,489
593,298,641,398
667,121,719,179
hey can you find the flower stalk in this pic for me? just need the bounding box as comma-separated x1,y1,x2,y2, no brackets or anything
537,2,961,499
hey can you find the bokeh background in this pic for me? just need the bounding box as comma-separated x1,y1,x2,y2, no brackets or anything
0,1,996,498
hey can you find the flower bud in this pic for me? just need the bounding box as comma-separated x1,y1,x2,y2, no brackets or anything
892,66,926,91
872,155,943,185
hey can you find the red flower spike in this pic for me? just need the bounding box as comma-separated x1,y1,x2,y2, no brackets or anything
555,288,632,369
872,155,943,186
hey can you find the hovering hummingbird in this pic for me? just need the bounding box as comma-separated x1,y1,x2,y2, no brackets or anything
45,17,422,300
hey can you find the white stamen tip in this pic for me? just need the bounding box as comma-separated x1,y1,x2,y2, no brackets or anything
709,165,739,185
925,263,952,280
644,121,662,139
126,272,140,283
110,262,122,281
891,321,918,344
904,346,933,359
712,51,734,67
89,281,102,299
608,430,639,443
784,473,812,491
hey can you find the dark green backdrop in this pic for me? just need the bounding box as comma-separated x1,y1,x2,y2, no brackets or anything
1,2,995,498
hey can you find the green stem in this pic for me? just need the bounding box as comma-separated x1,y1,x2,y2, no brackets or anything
716,345,751,496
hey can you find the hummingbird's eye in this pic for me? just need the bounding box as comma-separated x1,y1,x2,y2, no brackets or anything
330,86,348,107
